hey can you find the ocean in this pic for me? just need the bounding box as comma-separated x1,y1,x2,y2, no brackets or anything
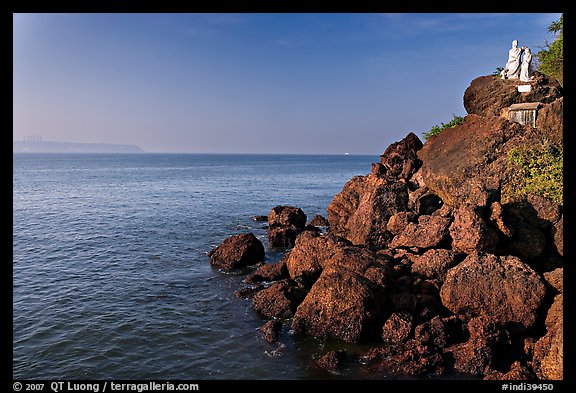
12,153,378,380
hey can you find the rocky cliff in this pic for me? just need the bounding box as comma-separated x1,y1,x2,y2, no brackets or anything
209,73,563,380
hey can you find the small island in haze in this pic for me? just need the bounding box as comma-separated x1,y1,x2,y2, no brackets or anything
13,140,145,153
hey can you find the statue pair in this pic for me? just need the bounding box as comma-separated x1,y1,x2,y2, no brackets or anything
501,40,533,82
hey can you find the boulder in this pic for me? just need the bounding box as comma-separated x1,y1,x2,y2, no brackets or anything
291,253,389,343
244,258,288,284
390,215,451,250
372,132,423,179
252,280,303,319
308,214,329,227
386,211,417,236
449,204,498,254
327,173,407,249
261,320,282,343
446,316,513,376
208,233,265,270
440,252,546,331
285,231,351,285
414,315,467,349
268,205,307,229
543,268,563,293
489,201,514,237
463,73,562,118
382,311,414,343
315,350,348,374
411,249,457,281
268,206,307,248
361,340,447,376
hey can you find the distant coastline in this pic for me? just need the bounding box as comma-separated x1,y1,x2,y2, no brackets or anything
13,141,145,154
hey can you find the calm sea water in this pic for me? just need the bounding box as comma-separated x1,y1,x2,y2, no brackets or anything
13,153,378,380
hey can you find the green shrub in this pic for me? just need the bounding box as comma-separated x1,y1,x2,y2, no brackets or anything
422,114,464,141
505,144,563,204
537,15,563,85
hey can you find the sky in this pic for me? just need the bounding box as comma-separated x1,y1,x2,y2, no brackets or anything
13,13,562,154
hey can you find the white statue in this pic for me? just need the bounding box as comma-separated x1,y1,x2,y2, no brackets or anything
501,40,523,80
520,47,533,82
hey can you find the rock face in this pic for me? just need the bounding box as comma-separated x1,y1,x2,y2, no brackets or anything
208,233,265,270
418,114,524,207
382,312,414,343
440,252,546,331
532,269,563,380
535,97,563,146
463,73,562,118
244,259,288,284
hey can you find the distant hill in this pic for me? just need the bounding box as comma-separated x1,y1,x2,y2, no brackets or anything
13,141,145,153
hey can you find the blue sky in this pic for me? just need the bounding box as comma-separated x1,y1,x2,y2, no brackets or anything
13,13,562,154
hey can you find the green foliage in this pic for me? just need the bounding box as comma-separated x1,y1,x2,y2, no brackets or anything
505,143,563,204
537,15,563,85
493,67,504,76
422,114,464,141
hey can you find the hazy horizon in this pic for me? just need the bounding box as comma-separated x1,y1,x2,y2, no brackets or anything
13,13,561,154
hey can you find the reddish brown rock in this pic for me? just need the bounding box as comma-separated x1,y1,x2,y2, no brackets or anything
308,214,329,227
449,204,498,254
440,252,546,331
414,316,467,348
446,316,512,376
533,267,562,380
463,73,562,118
361,340,447,376
244,258,288,284
315,350,348,373
261,320,282,343
382,311,414,343
535,97,563,146
552,216,563,257
268,205,307,229
411,189,443,216
489,201,514,237
234,285,264,299
411,249,456,281
418,114,525,207
386,211,417,236
390,215,451,250
252,280,303,319
327,173,407,249
268,206,307,248
372,132,423,179
292,254,386,343
543,268,563,293
208,233,265,270
483,361,535,380
285,231,351,285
